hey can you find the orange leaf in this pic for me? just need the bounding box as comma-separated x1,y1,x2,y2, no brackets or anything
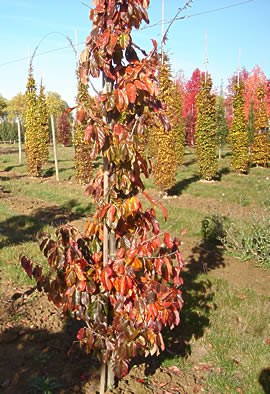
126,83,137,104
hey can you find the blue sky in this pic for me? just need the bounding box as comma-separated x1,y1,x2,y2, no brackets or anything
0,0,269,106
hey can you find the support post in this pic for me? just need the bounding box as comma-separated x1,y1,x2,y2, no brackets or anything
50,114,59,181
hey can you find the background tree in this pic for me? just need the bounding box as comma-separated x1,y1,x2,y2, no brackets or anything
216,83,228,159
37,81,49,163
226,68,249,129
0,94,7,118
24,68,44,177
151,56,183,192
74,80,93,184
46,91,68,117
57,111,71,146
195,73,218,180
243,65,268,121
6,93,26,122
251,85,269,167
229,80,249,173
182,68,202,146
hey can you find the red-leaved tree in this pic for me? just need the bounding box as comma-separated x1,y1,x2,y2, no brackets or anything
21,0,184,391
182,68,202,146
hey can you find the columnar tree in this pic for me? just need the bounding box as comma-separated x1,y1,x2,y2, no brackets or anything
37,81,49,163
24,68,43,177
251,86,269,167
195,74,218,180
74,80,93,184
151,56,184,192
229,80,249,173
183,68,202,146
21,1,184,391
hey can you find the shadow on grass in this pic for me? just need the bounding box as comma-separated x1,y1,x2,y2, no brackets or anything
259,368,270,394
42,166,75,178
144,239,224,375
0,199,92,249
168,175,200,196
216,166,230,181
3,164,24,172
0,322,99,393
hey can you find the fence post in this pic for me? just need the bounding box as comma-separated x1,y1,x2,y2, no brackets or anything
50,114,59,181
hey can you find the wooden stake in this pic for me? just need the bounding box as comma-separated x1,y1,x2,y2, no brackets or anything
50,114,59,181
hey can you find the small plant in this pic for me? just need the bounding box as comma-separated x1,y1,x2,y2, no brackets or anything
222,214,270,268
27,375,63,394
201,214,226,245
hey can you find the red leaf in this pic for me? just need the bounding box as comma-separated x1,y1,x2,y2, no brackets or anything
114,88,124,111
151,39,158,50
107,205,116,223
20,256,33,278
84,124,93,142
77,327,85,340
76,108,86,123
126,83,137,104
99,203,111,220
164,232,173,248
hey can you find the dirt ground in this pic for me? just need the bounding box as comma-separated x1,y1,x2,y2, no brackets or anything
0,169,269,394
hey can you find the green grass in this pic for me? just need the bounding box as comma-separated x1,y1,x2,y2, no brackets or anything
162,277,270,394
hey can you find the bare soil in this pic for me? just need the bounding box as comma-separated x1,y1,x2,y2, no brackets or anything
0,170,269,394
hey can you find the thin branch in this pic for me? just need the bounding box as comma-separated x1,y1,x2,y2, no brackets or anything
162,0,193,45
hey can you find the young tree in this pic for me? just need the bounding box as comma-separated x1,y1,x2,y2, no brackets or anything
195,74,218,180
74,80,93,184
57,111,71,146
37,81,49,163
251,85,269,167
229,80,249,173
183,68,202,146
151,56,184,192
0,94,7,119
243,65,268,121
24,68,43,177
21,1,184,392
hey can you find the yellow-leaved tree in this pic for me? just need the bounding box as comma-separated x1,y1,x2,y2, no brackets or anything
151,56,184,192
251,85,269,167
25,68,43,177
195,74,218,180
74,79,93,184
230,81,249,173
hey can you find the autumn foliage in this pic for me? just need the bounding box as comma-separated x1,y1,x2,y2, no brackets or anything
251,86,270,167
74,80,93,184
229,80,249,173
195,74,218,180
151,56,184,192
21,0,184,380
25,68,48,177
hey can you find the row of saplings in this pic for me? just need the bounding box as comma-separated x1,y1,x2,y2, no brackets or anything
24,62,269,194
